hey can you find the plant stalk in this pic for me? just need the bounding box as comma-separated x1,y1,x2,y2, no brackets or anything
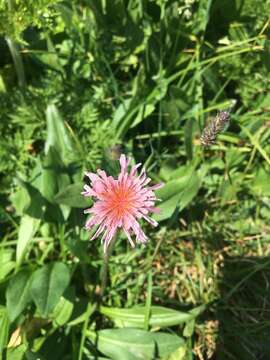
78,237,117,360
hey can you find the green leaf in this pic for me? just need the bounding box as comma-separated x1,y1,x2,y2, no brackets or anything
112,98,132,129
113,78,168,140
131,103,155,129
87,328,184,360
0,73,6,92
6,270,32,322
6,344,27,360
41,147,70,203
34,36,64,73
16,215,40,265
0,249,15,281
35,329,67,359
184,119,196,160
52,287,75,327
193,0,213,34
251,168,270,196
45,104,78,164
10,178,46,219
54,183,91,208
100,305,197,328
178,173,201,212
66,238,89,262
43,202,64,224
0,306,9,353
154,170,201,222
30,262,70,318
163,344,189,360
9,185,30,216
67,302,95,327
183,319,195,338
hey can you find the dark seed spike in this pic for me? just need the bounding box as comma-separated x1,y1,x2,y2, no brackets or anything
200,110,231,147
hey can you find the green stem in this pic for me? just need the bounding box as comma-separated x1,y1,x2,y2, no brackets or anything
99,236,117,299
78,237,117,360
78,302,94,360
100,251,110,299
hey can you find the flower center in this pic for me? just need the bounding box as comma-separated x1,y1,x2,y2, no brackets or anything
107,186,134,218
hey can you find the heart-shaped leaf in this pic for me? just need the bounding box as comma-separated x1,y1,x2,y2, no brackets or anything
6,270,32,322
30,262,70,317
16,215,40,265
54,183,91,208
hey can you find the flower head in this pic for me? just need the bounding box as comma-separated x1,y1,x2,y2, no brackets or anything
82,154,163,252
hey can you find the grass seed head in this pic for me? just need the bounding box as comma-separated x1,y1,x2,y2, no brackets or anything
200,111,231,147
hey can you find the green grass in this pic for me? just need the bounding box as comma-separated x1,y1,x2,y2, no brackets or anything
0,0,270,359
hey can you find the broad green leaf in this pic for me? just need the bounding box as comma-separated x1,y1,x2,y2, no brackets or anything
0,249,15,281
33,48,64,74
16,215,40,265
39,148,71,223
43,203,64,224
183,319,195,338
30,262,70,317
35,35,64,73
18,179,46,219
41,152,60,203
34,330,67,359
0,306,9,354
178,173,201,212
87,328,184,360
154,171,201,222
41,147,70,203
9,185,30,216
10,178,46,219
100,306,197,328
54,183,91,208
66,238,89,262
163,344,188,360
6,270,33,322
52,288,75,327
45,104,78,164
6,344,27,360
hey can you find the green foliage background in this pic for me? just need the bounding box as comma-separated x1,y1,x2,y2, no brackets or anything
0,0,270,359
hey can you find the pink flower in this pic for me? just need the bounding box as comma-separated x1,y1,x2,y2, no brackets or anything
82,154,163,252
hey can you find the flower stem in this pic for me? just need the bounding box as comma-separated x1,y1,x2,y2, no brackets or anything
99,236,117,300
100,251,109,299
78,237,117,360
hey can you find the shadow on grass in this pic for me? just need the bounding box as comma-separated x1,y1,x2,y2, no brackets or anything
215,256,270,360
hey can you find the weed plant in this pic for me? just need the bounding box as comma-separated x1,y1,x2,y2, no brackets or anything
0,1,270,359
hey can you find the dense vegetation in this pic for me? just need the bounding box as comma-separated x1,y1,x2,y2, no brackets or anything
0,0,270,359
